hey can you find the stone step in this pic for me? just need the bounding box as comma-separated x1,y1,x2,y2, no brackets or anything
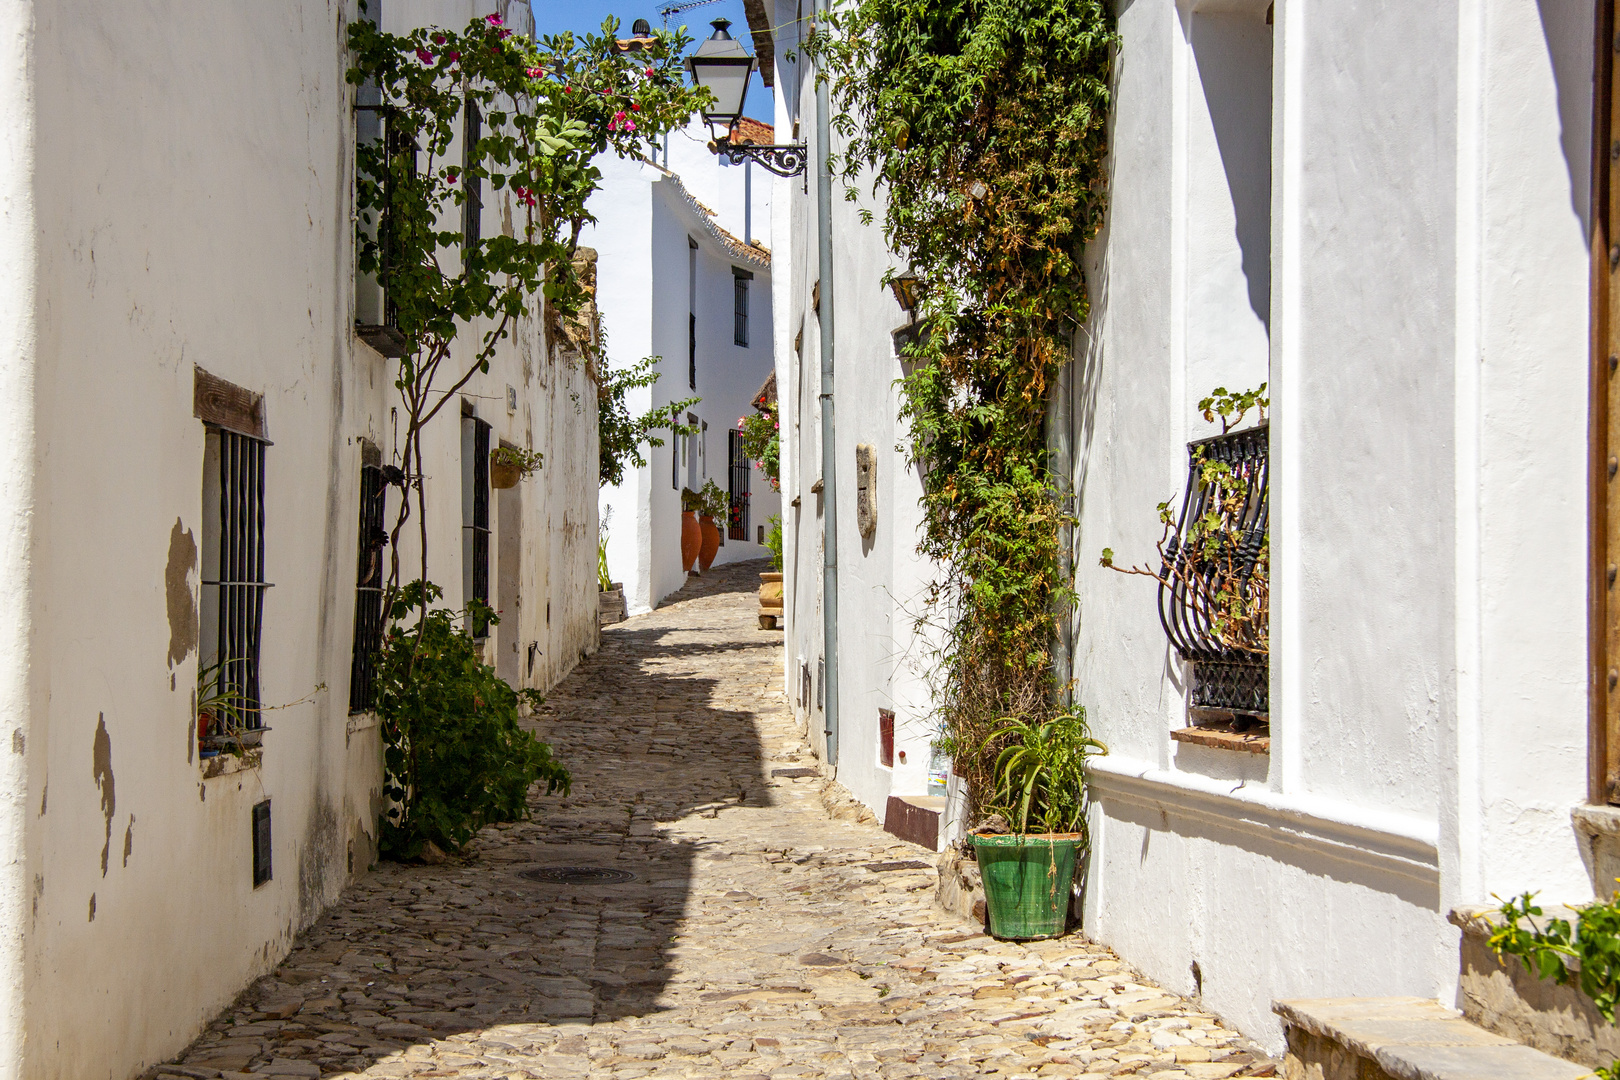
1274,997,1590,1080
883,795,944,851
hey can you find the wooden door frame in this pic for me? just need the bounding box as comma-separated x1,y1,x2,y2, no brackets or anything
1591,0,1617,803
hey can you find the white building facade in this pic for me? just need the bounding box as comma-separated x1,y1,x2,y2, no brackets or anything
0,1,599,1076
768,0,1619,1053
589,123,780,616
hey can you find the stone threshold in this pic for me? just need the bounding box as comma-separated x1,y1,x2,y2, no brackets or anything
1274,997,1589,1080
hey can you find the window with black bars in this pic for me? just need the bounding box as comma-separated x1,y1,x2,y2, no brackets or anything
728,429,750,540
348,458,388,713
202,428,270,728
689,312,697,390
733,268,752,346
462,415,491,638
463,101,483,258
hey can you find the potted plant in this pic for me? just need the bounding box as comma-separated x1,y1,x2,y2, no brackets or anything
490,446,544,489
970,710,1106,941
196,658,259,759
759,513,784,629
679,488,702,573
696,479,727,572
597,517,625,623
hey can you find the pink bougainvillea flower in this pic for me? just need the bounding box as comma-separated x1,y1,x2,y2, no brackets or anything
446,170,459,183
485,12,502,24
416,48,435,63
526,66,543,77
498,28,513,39
432,32,445,44
644,67,655,78
623,118,636,131
446,50,461,62
631,102,640,111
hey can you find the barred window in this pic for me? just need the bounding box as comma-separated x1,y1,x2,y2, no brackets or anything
201,427,270,728
733,267,753,346
348,449,387,713
728,429,750,540
462,414,491,638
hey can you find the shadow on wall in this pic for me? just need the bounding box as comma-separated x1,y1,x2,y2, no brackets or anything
160,562,773,1075
1536,0,1594,234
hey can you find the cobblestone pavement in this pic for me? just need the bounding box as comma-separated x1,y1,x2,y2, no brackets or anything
153,561,1276,1080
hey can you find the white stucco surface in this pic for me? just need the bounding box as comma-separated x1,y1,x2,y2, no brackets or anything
9,2,601,1075
771,0,1606,1055
588,147,779,616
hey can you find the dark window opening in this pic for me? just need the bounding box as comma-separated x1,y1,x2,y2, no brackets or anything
689,312,697,390
879,709,895,768
201,426,270,729
462,415,491,638
252,800,272,887
348,452,387,713
463,101,483,260
728,428,750,540
733,267,753,346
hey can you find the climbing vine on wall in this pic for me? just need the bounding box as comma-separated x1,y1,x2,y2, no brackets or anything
809,0,1117,806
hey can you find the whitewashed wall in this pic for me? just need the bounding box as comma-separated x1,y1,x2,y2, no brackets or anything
772,0,939,813
9,1,599,1075
771,0,1603,1056
589,153,778,616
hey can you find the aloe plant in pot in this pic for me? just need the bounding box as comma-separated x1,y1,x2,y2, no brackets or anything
971,710,1107,941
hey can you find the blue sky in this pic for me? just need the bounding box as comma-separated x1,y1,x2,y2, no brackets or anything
534,0,775,122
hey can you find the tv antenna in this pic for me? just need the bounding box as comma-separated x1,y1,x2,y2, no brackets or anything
658,0,726,30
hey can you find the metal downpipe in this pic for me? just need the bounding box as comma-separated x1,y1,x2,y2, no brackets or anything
815,0,839,767
1048,348,1074,711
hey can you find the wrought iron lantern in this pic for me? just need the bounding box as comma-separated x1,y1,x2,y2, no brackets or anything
685,19,807,178
888,269,920,316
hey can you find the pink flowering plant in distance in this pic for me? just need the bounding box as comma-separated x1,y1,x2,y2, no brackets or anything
738,399,780,492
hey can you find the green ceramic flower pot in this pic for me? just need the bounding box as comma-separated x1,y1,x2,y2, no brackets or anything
970,832,1081,941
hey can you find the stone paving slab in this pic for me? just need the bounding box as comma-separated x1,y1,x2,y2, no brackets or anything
150,562,1276,1080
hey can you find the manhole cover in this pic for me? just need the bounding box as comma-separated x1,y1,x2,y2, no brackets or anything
518,866,636,885
771,767,820,778
866,860,932,873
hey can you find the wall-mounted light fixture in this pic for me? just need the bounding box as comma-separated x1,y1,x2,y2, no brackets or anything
685,20,807,178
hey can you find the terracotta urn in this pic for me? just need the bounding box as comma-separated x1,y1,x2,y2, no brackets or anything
758,571,784,629
680,511,701,573
698,515,721,571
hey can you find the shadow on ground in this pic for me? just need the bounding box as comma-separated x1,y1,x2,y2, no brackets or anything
160,562,777,1077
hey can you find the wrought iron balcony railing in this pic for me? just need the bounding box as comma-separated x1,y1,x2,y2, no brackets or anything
1156,422,1269,718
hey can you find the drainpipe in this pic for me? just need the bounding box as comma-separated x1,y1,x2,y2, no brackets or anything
815,0,840,767
1047,344,1074,711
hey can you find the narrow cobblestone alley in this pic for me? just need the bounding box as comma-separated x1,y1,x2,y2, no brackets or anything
154,562,1275,1080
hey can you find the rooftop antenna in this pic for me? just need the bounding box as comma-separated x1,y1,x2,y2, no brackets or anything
657,0,725,31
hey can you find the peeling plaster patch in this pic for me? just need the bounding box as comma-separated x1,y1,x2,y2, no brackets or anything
10,730,21,754
31,874,42,922
165,519,198,669
187,690,195,765
38,780,45,816
122,815,134,867
92,715,115,875
87,894,95,922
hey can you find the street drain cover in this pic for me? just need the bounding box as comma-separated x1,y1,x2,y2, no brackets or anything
518,866,636,885
771,767,820,778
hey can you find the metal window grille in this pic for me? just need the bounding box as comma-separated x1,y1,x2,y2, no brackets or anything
689,312,697,390
1156,423,1269,716
203,428,270,728
348,461,387,713
462,416,491,638
463,101,483,257
733,271,750,346
728,429,750,540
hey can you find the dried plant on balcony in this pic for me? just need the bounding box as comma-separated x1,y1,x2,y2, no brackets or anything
1100,386,1269,656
